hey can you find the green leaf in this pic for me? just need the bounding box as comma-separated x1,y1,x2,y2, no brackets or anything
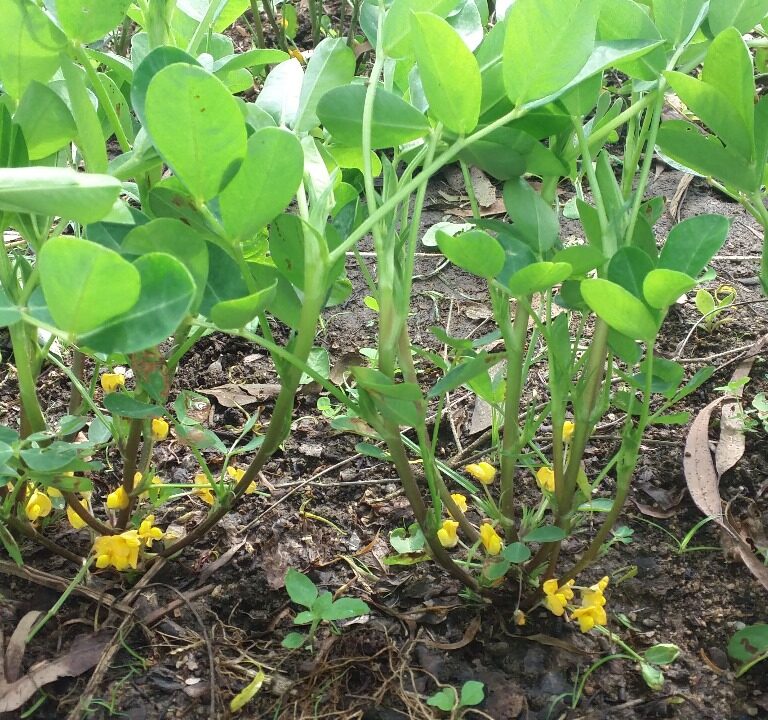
294,610,315,625
45,0,132,44
729,624,768,663
219,127,303,242
506,262,572,297
281,631,306,649
229,670,266,713
0,523,23,566
121,217,209,313
80,253,195,354
14,81,76,160
643,643,680,665
211,283,277,329
284,568,318,608
390,524,426,553
524,525,567,543
707,0,768,34
21,443,76,472
640,662,665,691
0,0,66,100
581,278,658,341
0,289,21,327
145,64,246,202
383,0,458,58
658,214,730,277
254,58,303,127
502,178,559,256
643,269,696,309
436,229,504,278
213,48,288,73
38,237,140,335
652,0,707,45
317,85,431,149
411,12,481,134
552,245,605,276
503,0,598,106
459,680,485,708
294,38,355,133
607,247,654,300
0,168,121,224
61,55,107,172
321,597,370,621
427,687,457,711
502,542,531,563
103,393,165,419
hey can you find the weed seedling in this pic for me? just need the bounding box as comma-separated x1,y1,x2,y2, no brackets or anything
282,568,369,649
427,680,485,718
694,285,737,333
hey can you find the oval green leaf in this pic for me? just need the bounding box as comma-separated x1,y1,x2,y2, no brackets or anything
643,269,696,309
506,261,572,297
411,12,481,135
145,64,246,203
581,278,658,341
45,0,132,44
210,282,278,329
436,229,504,278
38,237,140,335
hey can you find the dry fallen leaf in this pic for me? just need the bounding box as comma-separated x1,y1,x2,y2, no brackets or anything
4,611,42,683
715,351,757,478
198,383,281,408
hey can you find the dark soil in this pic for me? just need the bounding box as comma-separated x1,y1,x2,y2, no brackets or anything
2,74,768,720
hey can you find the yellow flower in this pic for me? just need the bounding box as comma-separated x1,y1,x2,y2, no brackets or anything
66,498,89,530
437,519,460,548
572,603,607,633
151,418,169,442
562,421,575,443
581,576,609,608
449,493,468,517
479,523,502,555
227,465,257,494
106,486,129,510
26,490,52,521
542,578,574,617
536,467,556,493
137,514,165,548
514,609,526,626
194,474,215,505
465,462,496,485
93,531,141,571
100,373,125,393
46,486,62,498
140,474,163,501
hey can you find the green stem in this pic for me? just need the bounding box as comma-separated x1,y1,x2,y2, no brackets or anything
73,44,131,153
116,419,143,529
8,323,45,437
247,0,266,48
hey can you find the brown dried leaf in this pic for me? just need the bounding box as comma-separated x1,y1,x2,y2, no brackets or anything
4,611,42,683
716,400,746,477
449,197,506,217
0,632,109,713
198,383,281,408
469,167,497,208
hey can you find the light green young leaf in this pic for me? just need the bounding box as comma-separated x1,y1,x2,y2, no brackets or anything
281,631,306,648
581,278,658,341
383,0,458,58
145,63,246,203
294,38,355,134
210,283,277,329
658,214,730,276
642,269,696,309
44,0,132,44
38,237,140,335
506,262,572,297
707,0,768,35
284,568,318,608
219,127,303,241
254,58,304,127
61,55,107,172
0,0,66,101
14,81,76,160
427,687,457,711
320,597,370,621
436,229,504,278
503,0,599,106
0,167,120,225
502,177,559,255
411,12,481,134
459,680,485,707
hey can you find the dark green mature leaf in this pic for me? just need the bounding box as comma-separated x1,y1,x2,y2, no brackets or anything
0,168,120,224
45,0,132,44
502,542,531,563
659,214,730,276
81,253,195,354
0,0,66,100
103,393,165,419
503,0,599,105
210,283,277,329
0,290,21,327
219,127,303,242
38,237,140,335
524,525,567,543
581,278,658,341
608,247,655,299
503,177,559,256
411,12,481,134
317,85,431,149
145,64,246,202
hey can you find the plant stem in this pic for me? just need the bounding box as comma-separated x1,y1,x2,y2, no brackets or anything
116,419,143,528
247,0,266,48
8,324,46,437
63,492,117,535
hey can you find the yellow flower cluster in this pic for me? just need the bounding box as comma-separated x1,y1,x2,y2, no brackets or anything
91,516,166,571
542,575,610,633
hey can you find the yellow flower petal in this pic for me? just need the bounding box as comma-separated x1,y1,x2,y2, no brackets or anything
535,467,556,493
193,474,215,505
106,486,129,510
100,373,125,393
151,418,169,442
465,462,496,485
226,466,245,482
449,493,468,516
67,499,89,530
562,421,575,443
25,490,52,521
437,519,459,548
479,523,502,555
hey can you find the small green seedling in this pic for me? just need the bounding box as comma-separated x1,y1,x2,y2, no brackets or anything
282,568,370,649
427,680,485,717
729,624,768,677
694,285,736,332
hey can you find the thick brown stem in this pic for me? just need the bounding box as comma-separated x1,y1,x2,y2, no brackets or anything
63,492,116,536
